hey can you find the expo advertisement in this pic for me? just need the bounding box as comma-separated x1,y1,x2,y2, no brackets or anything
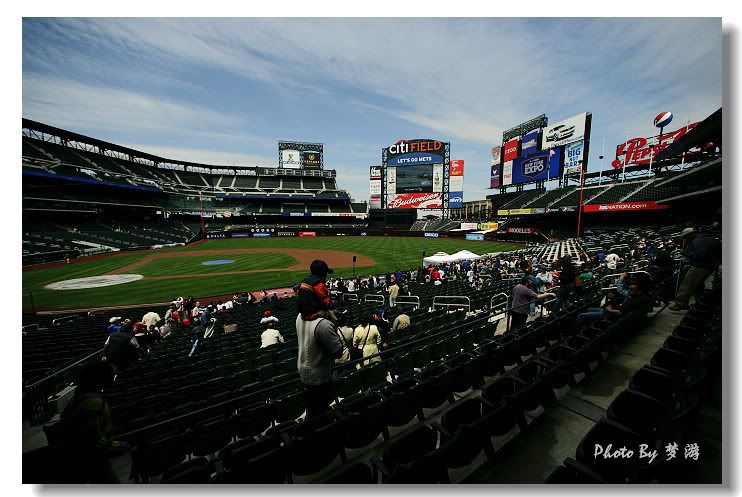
612,122,700,169
520,129,540,157
387,192,443,209
541,112,588,149
503,137,520,162
510,148,562,184
384,139,446,166
448,192,463,208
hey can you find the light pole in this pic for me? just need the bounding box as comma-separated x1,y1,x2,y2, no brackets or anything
576,160,585,238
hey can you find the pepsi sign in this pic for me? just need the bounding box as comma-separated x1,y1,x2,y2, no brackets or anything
654,111,673,128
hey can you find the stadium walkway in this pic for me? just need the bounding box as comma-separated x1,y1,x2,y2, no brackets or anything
463,307,722,483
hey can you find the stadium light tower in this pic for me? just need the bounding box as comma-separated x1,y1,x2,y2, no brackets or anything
576,160,585,238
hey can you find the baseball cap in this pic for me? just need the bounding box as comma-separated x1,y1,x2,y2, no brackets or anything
263,310,271,317
680,227,696,237
109,316,121,324
310,259,334,276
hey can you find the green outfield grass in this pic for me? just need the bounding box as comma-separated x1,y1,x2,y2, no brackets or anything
133,253,298,277
22,237,522,310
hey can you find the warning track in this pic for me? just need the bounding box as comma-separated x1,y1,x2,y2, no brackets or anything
105,248,375,279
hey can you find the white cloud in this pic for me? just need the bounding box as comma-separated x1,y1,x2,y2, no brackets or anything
126,144,275,168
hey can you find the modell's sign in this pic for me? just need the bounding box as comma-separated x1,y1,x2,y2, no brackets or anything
612,122,699,168
583,202,669,213
506,227,535,234
387,192,443,209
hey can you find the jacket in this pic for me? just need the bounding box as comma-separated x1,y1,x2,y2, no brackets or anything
297,274,331,320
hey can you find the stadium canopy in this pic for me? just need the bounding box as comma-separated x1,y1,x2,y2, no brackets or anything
423,250,481,267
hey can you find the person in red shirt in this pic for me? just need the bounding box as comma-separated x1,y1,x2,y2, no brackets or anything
297,260,334,321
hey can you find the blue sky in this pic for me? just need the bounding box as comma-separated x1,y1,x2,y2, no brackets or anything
22,17,721,202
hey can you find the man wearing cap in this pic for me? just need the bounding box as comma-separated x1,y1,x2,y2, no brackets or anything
107,317,122,336
670,228,722,311
296,260,344,418
102,321,142,373
260,310,279,325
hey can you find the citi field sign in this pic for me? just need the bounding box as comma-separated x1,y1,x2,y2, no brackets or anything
385,139,447,166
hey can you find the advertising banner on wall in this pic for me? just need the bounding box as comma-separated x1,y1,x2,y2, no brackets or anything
387,192,443,209
424,232,440,238
520,130,540,157
583,201,669,213
370,165,382,179
370,196,382,209
478,222,499,231
506,227,535,234
564,140,584,172
386,166,397,192
466,233,485,241
298,231,317,237
503,137,520,162
450,160,464,176
370,179,382,196
490,164,501,188
450,175,464,192
511,148,562,184
461,222,479,230
502,161,513,186
433,164,444,192
385,139,446,166
611,122,700,169
302,151,322,168
448,192,463,208
508,208,533,215
281,150,301,169
541,112,588,149
492,146,502,164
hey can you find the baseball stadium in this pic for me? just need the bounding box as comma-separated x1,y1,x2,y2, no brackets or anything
21,18,724,487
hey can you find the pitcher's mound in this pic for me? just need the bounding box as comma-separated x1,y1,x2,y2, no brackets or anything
45,274,144,290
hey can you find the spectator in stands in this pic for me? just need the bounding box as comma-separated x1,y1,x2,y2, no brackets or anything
605,252,621,270
57,359,127,483
191,301,202,321
552,257,577,314
372,309,391,348
535,265,553,291
391,312,411,333
223,317,238,335
257,311,277,327
297,260,334,321
260,323,284,348
106,317,122,336
296,317,343,415
670,228,722,311
572,277,652,332
189,323,205,357
388,280,400,307
261,289,269,301
353,314,382,368
333,313,353,364
346,278,356,293
102,321,142,373
164,304,177,322
509,277,556,330
141,310,160,330
159,318,176,339
200,305,217,338
132,322,149,352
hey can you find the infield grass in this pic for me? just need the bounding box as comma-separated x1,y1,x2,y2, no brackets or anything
22,237,522,310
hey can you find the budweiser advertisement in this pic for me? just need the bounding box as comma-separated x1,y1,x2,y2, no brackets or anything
387,192,443,209
583,201,669,213
612,122,700,168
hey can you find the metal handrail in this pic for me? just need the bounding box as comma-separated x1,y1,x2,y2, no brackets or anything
432,296,471,312
342,293,359,302
600,271,652,291
364,294,385,305
394,295,421,310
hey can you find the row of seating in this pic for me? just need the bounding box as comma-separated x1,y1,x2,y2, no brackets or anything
547,288,721,483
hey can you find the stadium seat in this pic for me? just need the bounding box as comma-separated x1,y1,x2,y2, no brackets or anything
371,425,447,483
